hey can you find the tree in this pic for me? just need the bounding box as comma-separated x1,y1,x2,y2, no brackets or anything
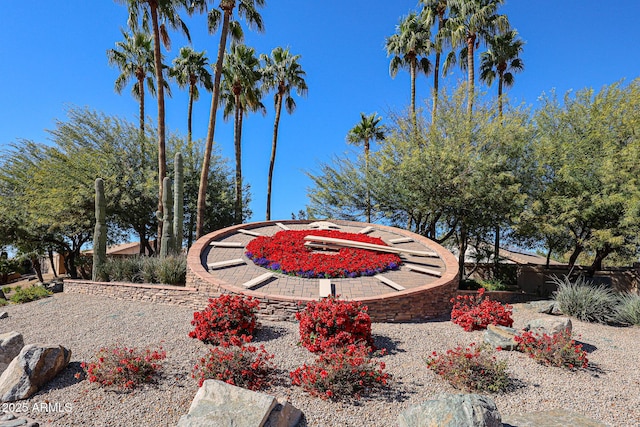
446,0,509,114
220,44,265,223
385,11,433,125
479,29,524,117
260,47,308,220
116,0,191,243
346,112,386,223
169,46,213,145
421,0,450,123
193,0,265,238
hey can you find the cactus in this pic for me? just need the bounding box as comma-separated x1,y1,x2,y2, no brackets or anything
173,152,184,254
159,176,174,258
92,178,107,281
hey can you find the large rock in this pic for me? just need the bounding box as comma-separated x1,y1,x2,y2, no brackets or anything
178,380,301,427
0,332,24,374
0,344,71,402
398,393,502,427
483,324,518,351
524,317,572,336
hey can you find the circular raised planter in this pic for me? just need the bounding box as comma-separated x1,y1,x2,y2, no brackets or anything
186,220,459,322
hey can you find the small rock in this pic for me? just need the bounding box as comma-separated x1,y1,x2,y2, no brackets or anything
528,300,557,314
398,393,502,427
484,324,519,351
524,318,572,336
0,312,8,320
0,332,24,374
0,414,17,421
264,402,302,427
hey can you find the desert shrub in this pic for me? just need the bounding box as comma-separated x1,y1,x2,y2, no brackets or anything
479,278,508,291
297,296,374,353
192,345,275,390
9,285,52,304
78,345,166,389
156,255,186,285
139,256,158,284
614,293,640,326
514,330,588,370
189,295,260,347
426,343,509,392
290,343,389,400
450,288,513,331
551,275,618,323
104,257,142,283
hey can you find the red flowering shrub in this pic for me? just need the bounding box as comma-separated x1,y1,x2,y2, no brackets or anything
189,295,260,347
297,296,374,353
192,345,275,390
290,343,389,400
78,346,166,389
245,229,401,278
514,330,588,370
426,343,509,392
450,288,513,331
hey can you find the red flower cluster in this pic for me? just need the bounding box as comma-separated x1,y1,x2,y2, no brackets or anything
450,288,514,331
426,342,509,392
245,229,401,278
189,295,260,347
296,296,374,353
192,345,275,390
79,346,166,389
290,344,389,400
514,330,588,370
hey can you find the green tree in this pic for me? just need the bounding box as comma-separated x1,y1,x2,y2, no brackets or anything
260,46,308,220
193,0,265,238
479,29,524,117
421,0,450,123
346,112,386,223
220,44,265,223
446,0,509,114
386,11,433,124
169,46,213,145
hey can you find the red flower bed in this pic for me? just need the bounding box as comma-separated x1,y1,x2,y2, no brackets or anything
245,229,401,278
450,288,514,331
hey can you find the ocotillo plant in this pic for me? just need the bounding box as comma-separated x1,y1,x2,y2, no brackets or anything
159,176,174,258
92,178,107,281
173,152,184,254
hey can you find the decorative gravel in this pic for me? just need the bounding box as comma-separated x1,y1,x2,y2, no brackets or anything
1,293,639,426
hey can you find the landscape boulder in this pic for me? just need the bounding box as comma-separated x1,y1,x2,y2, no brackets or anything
483,324,519,351
523,317,572,336
0,344,71,402
0,332,24,374
398,393,502,427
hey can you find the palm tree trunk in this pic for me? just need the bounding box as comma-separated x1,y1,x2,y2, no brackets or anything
234,100,243,224
466,34,476,115
365,139,371,223
197,9,232,239
410,55,417,126
432,50,440,125
187,84,194,145
150,5,167,246
266,93,283,221
138,77,145,169
498,71,504,118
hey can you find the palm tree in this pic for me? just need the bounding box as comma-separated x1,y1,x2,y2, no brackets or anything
385,11,433,125
169,46,213,145
192,0,265,238
421,0,449,123
479,29,524,117
446,0,509,114
107,30,156,160
261,47,308,221
117,0,191,244
346,113,386,223
220,44,265,223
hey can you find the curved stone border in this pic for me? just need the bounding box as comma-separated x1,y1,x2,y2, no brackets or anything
187,220,459,322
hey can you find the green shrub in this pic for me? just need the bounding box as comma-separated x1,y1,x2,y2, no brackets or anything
108,257,142,283
0,298,8,306
9,286,52,304
94,255,186,286
157,255,186,286
2,286,11,294
551,275,618,324
614,293,640,326
479,279,509,291
140,256,158,284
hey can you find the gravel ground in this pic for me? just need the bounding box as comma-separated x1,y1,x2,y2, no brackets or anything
1,293,639,427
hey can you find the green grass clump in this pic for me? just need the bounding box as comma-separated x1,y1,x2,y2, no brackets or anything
9,285,52,304
96,256,186,286
614,293,640,326
156,256,186,286
551,275,618,324
479,278,509,291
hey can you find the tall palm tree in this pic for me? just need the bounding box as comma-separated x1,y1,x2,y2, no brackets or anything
421,0,449,123
346,113,386,223
117,0,191,243
479,29,524,117
220,44,265,223
192,0,265,238
169,46,213,145
446,0,509,114
385,11,433,125
261,47,308,221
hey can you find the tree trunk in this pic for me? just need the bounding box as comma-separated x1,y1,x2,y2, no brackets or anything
458,224,468,280
234,100,243,224
466,34,476,115
48,249,57,277
365,138,371,223
494,224,500,276
567,244,583,269
197,9,232,239
187,83,194,145
30,255,44,283
266,92,283,221
138,76,145,169
589,245,612,276
498,70,504,118
546,247,552,269
410,54,417,127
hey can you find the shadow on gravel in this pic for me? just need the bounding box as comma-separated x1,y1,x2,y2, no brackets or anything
373,334,404,356
254,325,288,342
576,340,598,353
37,361,85,393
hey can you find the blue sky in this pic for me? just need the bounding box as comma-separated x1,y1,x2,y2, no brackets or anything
1,1,639,223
